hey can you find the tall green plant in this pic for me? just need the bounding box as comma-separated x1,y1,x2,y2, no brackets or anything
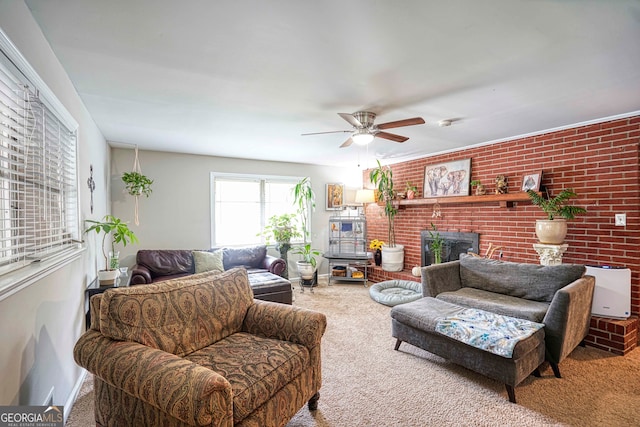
84,215,138,270
292,177,315,243
527,188,586,220
369,159,398,247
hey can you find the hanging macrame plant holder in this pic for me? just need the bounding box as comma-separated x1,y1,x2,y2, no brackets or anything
132,148,142,225
122,146,154,226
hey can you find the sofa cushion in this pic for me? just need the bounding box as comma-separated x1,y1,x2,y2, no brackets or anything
459,254,585,302
193,249,224,274
99,268,254,357
437,288,551,323
136,249,195,277
185,332,309,423
221,245,267,269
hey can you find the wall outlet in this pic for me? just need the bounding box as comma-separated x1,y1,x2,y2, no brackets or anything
615,213,626,226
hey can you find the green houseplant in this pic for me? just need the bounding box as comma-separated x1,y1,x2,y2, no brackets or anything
258,213,301,245
428,223,445,264
258,213,301,278
84,215,138,284
405,182,418,200
470,180,486,196
369,160,404,271
290,243,322,280
292,177,315,243
291,177,321,283
527,188,586,244
122,171,153,197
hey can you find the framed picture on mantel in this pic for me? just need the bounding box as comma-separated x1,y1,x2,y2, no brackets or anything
423,158,471,198
521,171,542,192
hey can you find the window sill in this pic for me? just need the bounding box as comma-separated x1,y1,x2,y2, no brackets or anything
0,247,85,302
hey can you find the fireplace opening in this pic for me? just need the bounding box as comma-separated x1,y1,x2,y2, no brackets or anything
421,231,479,266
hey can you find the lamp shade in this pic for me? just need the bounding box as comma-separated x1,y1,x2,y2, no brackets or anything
355,189,375,204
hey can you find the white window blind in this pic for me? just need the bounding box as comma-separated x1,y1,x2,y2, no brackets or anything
0,43,79,276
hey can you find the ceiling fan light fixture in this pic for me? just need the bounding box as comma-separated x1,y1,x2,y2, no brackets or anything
352,130,374,145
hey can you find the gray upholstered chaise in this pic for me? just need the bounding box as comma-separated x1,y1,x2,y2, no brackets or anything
419,254,595,378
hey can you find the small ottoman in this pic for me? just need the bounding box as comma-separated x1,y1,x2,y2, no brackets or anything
369,280,422,306
390,297,545,403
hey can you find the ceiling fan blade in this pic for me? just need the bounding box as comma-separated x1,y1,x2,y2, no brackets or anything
338,113,363,128
376,131,409,143
301,130,351,136
377,117,425,130
340,137,354,148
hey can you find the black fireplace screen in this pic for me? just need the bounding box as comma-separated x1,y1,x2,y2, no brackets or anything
421,231,479,266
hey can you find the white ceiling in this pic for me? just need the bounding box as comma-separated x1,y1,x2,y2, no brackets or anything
25,0,640,167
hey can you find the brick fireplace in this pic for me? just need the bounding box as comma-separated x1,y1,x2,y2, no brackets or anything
364,115,640,355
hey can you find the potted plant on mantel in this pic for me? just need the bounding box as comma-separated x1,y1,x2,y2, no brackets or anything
369,159,404,272
527,188,587,244
84,215,139,284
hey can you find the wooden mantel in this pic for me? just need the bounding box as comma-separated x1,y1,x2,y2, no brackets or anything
380,192,538,209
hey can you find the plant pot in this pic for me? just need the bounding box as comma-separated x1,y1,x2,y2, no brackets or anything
98,269,119,285
381,244,404,272
296,261,315,280
535,219,567,244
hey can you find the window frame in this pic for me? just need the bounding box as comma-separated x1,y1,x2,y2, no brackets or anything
0,29,82,301
210,172,310,247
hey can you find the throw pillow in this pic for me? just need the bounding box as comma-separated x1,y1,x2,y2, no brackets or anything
193,250,224,274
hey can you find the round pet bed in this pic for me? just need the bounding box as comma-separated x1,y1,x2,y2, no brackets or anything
369,280,422,307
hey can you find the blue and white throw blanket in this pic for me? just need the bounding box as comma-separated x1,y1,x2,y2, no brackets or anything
435,308,544,358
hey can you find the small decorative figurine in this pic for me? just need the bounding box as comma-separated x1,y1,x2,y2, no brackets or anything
495,175,508,194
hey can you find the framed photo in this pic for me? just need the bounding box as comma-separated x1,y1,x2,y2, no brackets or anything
423,158,471,198
326,183,344,210
521,171,542,192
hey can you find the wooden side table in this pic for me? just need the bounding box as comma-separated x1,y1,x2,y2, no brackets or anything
85,271,131,330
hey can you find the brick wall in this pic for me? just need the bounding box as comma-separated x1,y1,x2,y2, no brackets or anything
364,115,640,354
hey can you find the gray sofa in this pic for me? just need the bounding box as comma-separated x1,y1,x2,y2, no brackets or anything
420,254,595,377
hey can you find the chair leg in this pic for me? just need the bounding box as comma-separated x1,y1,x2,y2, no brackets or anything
550,362,562,378
394,339,402,351
308,392,320,411
505,385,517,403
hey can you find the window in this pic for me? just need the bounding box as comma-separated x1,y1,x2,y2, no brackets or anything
211,173,307,247
0,31,79,281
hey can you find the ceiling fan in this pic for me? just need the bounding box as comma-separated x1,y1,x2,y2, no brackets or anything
302,111,426,148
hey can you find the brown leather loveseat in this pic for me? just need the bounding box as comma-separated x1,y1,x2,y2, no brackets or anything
131,245,292,304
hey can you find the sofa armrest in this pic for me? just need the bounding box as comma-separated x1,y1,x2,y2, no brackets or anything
542,275,595,364
242,300,327,348
263,255,286,277
421,260,463,297
74,330,234,427
130,264,152,284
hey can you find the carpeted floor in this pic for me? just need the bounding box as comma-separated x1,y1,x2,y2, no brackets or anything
66,280,640,426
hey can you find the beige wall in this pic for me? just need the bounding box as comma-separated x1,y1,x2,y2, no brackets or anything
0,0,109,416
110,147,363,273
